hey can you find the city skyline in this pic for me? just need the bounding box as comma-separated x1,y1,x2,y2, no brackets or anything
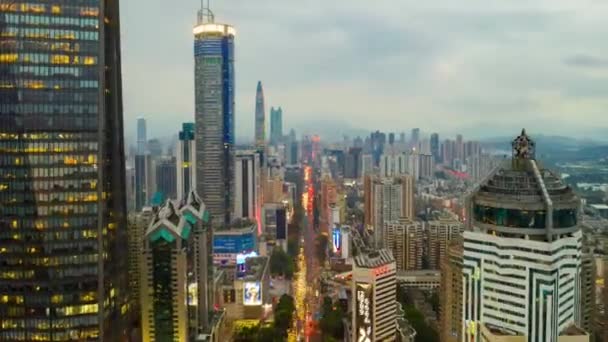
121,0,608,141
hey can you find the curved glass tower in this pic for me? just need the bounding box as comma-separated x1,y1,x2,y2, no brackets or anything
0,0,128,340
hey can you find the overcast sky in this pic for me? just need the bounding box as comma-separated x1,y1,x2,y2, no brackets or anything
120,0,608,142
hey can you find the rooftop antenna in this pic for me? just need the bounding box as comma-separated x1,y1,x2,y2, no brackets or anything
197,0,215,24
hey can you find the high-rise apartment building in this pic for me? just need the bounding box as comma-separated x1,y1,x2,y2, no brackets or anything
140,191,216,341
441,130,589,341
440,241,464,342
255,81,265,149
177,122,196,201
467,153,502,183
383,218,423,271
270,106,283,145
580,253,596,334
364,175,415,247
419,153,433,179
426,215,463,270
0,0,128,340
407,152,420,180
351,249,398,342
234,151,262,233
361,154,374,179
194,7,235,225
379,153,408,177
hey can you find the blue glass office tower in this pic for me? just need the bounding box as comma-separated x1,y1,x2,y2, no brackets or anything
194,8,235,226
0,0,128,340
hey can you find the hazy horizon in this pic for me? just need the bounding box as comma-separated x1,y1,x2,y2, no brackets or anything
121,0,608,142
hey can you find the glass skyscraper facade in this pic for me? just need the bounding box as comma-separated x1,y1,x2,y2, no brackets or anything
0,0,128,340
194,12,235,226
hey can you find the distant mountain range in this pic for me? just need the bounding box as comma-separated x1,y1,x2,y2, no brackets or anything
482,134,608,162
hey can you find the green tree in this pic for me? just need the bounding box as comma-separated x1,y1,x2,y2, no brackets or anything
234,325,259,341
319,297,344,339
256,326,281,342
273,294,296,337
269,248,295,279
316,234,328,264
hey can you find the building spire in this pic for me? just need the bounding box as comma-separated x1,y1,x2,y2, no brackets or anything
197,0,214,24
512,128,535,160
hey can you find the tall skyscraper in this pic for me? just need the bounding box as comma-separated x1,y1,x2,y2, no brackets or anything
441,130,589,341
177,122,196,201
351,249,398,341
135,153,152,210
430,132,440,163
135,118,149,211
270,106,283,145
0,0,128,340
137,117,148,155
455,134,463,161
364,175,415,247
255,81,266,149
155,156,177,200
345,147,362,179
410,128,420,149
194,6,235,225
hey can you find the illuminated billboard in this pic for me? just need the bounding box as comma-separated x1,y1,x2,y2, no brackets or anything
356,282,373,342
276,208,287,240
332,227,341,254
213,231,256,254
236,251,258,265
243,282,262,306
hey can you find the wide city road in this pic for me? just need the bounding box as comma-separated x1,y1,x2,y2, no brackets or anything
290,165,322,342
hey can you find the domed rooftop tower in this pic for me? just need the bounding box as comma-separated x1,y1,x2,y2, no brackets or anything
467,129,579,242
445,130,589,342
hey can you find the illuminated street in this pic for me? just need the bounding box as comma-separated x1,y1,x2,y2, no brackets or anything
288,165,323,341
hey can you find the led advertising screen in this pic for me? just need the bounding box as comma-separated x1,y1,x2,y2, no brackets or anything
243,282,262,306
332,226,341,254
276,208,287,240
213,231,255,254
356,282,373,342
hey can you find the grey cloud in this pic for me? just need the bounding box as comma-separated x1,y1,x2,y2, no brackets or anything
121,0,608,141
564,54,608,68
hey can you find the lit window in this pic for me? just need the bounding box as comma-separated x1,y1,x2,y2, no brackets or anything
51,55,70,64
0,54,18,63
